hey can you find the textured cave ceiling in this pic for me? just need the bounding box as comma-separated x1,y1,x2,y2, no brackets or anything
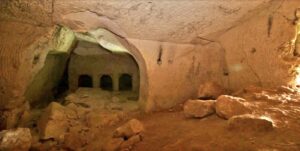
54,0,273,43
1,0,287,44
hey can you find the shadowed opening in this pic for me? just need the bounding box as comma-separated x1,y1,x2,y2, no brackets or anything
100,75,113,91
78,75,93,87
119,74,133,91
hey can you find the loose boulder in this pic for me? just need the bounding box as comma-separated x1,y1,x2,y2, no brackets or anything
183,100,215,118
0,128,32,151
228,114,274,132
114,119,144,138
37,102,76,141
198,82,225,99
215,95,252,119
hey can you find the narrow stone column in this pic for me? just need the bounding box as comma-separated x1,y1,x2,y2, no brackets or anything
93,74,99,88
113,73,119,92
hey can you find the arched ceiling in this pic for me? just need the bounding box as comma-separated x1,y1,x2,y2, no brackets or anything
54,0,272,43
1,0,285,44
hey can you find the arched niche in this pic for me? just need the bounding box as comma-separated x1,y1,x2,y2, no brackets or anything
78,74,93,88
72,27,149,110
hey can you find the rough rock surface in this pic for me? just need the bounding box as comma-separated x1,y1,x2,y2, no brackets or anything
120,134,143,150
183,100,215,118
0,128,32,151
114,119,144,138
215,95,252,119
198,82,225,99
1,1,300,124
228,114,274,132
37,102,75,141
102,138,124,151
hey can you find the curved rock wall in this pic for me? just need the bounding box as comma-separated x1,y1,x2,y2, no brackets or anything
0,0,300,127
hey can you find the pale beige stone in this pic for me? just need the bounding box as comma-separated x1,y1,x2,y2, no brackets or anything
216,95,252,119
0,128,32,151
183,100,215,118
228,114,274,132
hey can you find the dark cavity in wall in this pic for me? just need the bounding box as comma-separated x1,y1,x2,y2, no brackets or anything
157,45,163,65
100,75,113,91
78,75,93,88
268,15,273,37
119,74,133,91
251,48,257,54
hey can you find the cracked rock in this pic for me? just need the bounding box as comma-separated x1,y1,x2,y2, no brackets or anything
183,99,215,118
216,95,252,119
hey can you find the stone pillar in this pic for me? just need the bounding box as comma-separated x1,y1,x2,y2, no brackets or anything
113,73,119,92
93,74,99,88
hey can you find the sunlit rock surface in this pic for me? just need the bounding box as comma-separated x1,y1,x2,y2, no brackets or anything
0,128,32,151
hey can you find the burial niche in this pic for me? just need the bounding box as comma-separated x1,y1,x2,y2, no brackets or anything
78,74,93,87
100,75,113,91
119,74,133,91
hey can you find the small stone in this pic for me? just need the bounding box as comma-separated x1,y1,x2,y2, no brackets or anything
215,95,252,119
114,119,144,138
228,114,274,132
120,134,142,150
0,128,32,151
198,82,225,99
183,100,215,118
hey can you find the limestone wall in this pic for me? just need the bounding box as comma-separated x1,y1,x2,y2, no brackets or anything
24,52,69,106
0,0,300,128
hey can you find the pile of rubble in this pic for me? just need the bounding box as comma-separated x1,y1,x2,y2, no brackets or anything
0,89,142,151
184,82,276,132
103,119,144,151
